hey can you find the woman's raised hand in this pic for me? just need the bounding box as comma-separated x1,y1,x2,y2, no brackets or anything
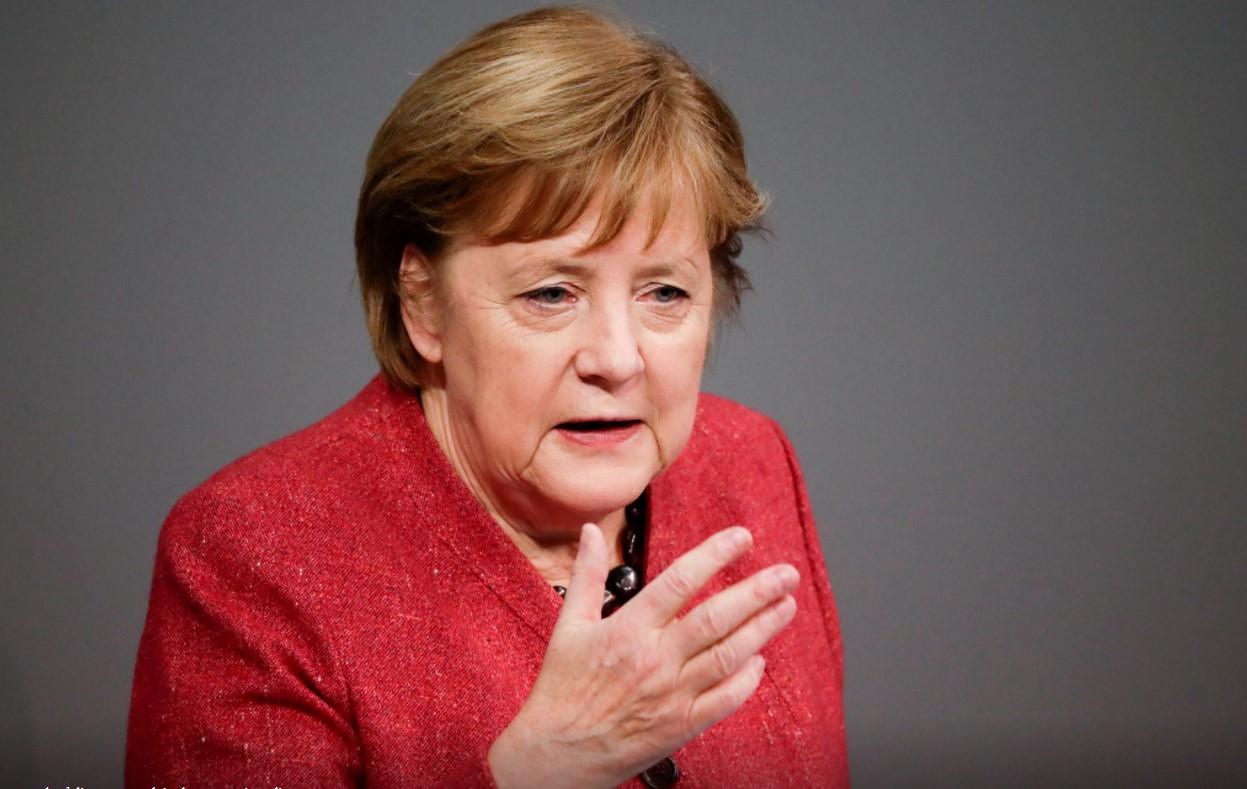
487,523,799,788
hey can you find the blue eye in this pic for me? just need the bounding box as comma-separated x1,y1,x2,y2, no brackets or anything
652,285,688,303
528,286,572,305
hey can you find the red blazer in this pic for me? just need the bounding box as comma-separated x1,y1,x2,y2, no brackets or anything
126,376,849,787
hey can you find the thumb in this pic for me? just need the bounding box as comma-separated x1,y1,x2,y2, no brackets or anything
559,523,608,623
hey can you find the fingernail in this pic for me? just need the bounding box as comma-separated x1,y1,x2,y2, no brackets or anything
729,526,751,549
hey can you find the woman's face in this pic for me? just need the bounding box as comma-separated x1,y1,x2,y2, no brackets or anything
405,195,713,531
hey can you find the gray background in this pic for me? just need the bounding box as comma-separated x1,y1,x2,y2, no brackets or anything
2,1,1244,785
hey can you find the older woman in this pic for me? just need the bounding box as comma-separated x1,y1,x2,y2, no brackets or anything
127,7,847,787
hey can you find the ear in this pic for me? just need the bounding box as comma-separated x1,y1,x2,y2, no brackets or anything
398,243,444,364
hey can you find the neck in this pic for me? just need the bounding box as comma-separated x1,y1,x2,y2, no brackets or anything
419,385,627,585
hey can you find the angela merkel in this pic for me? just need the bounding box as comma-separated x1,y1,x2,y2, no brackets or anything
127,7,848,787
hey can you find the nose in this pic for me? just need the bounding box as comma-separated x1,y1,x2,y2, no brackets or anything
573,299,645,387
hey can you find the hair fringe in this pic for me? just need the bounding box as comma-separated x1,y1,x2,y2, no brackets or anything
355,5,767,391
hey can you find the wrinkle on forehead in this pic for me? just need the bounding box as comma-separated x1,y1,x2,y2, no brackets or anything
506,255,703,282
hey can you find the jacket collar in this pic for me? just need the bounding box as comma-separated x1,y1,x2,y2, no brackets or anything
355,374,719,643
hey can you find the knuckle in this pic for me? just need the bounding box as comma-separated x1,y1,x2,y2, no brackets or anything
711,641,738,679
751,576,776,605
664,567,696,600
768,571,790,597
720,681,749,713
697,604,727,642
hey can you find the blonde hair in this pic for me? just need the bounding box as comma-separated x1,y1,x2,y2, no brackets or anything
355,5,767,391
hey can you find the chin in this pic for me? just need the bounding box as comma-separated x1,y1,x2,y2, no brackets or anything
542,463,655,520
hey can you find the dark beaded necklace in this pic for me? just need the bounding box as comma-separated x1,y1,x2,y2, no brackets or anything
549,492,680,787
552,493,648,617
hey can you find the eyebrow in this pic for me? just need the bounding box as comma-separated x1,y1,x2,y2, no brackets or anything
511,256,698,281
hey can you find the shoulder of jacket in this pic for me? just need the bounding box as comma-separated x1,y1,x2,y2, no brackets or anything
692,391,786,446
160,376,406,550
666,392,795,490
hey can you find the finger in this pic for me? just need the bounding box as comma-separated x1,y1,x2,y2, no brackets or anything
680,594,796,692
559,523,609,623
674,563,799,657
687,654,766,735
632,526,752,626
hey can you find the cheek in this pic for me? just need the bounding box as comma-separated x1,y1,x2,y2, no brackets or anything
448,307,563,394
467,330,573,452
649,312,710,387
646,327,709,457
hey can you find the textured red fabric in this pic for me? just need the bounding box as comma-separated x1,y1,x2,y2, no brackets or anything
126,375,849,787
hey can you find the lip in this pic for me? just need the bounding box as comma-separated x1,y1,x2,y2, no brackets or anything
554,419,643,448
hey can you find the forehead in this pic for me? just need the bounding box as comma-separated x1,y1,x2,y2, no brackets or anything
502,254,705,286
544,196,706,254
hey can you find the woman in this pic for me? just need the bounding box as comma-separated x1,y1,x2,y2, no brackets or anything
127,7,848,787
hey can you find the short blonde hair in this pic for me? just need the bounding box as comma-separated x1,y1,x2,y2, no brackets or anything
355,5,767,391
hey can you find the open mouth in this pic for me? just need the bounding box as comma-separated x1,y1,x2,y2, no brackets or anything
557,419,642,432
554,419,643,447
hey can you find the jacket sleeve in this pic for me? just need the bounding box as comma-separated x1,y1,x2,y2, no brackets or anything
125,486,362,788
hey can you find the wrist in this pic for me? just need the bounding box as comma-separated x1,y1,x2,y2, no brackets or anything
488,716,555,789
488,713,614,789
486,725,522,789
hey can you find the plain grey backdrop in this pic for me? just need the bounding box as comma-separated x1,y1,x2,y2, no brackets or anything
2,1,1244,785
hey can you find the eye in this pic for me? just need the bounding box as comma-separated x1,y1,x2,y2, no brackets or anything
648,285,689,304
526,285,575,306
